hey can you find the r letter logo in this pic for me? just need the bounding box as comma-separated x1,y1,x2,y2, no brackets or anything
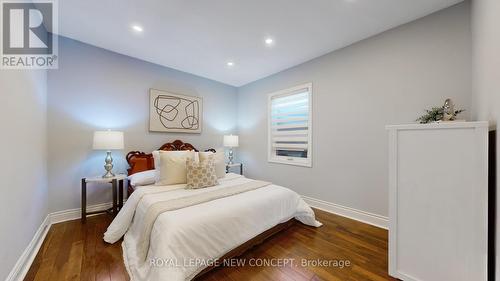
1,0,58,69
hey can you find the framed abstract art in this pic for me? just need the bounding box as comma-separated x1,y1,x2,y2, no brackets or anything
149,89,202,133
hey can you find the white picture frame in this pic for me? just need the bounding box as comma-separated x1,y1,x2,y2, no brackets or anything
149,89,203,133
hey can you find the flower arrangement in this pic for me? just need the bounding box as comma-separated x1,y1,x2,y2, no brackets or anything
416,99,465,124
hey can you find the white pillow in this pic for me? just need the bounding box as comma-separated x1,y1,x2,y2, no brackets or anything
152,150,161,182
128,170,156,187
198,149,225,178
156,150,196,185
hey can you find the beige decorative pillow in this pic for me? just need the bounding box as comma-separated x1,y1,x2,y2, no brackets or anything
198,149,225,178
186,155,219,189
156,150,196,185
153,150,199,182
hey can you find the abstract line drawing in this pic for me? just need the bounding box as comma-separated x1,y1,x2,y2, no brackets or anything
149,89,202,133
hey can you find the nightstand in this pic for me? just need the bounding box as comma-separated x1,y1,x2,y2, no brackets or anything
81,174,126,223
226,163,243,175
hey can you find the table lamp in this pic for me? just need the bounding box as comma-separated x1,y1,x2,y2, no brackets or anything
93,130,124,178
223,134,239,165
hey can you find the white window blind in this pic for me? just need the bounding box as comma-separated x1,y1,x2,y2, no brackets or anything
268,83,312,167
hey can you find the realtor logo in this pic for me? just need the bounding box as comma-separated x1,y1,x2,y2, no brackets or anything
1,0,58,69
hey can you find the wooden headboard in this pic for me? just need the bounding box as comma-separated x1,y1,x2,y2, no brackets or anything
126,140,215,175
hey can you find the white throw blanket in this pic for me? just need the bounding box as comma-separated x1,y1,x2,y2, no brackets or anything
104,174,322,281
132,180,270,263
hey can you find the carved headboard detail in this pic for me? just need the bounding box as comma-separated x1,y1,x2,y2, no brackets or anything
126,140,215,176
158,139,197,152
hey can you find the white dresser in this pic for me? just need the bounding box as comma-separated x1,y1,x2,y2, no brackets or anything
386,122,488,281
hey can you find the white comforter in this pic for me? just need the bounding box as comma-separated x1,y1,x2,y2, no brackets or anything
104,173,321,281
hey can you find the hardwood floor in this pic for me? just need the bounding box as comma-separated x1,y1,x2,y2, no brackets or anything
24,209,397,281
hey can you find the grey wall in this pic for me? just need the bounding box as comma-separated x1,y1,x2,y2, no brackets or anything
237,2,471,217
47,37,238,212
471,0,500,124
470,0,500,278
0,70,48,280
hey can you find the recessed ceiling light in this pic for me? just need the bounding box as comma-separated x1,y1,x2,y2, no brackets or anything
226,61,234,67
265,38,274,45
131,24,143,33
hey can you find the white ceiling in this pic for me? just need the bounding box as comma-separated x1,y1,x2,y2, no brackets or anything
58,0,463,86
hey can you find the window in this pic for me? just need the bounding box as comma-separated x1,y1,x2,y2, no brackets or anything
268,83,312,167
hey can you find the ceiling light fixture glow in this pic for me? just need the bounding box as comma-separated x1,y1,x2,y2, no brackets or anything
131,24,143,32
265,38,274,45
226,61,234,67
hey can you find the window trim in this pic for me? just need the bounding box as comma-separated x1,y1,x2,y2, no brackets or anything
267,82,313,167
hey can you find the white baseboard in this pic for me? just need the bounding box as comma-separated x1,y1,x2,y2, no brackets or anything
5,215,50,281
49,202,114,224
6,201,116,281
302,195,388,229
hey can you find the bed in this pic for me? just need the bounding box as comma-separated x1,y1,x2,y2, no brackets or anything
124,140,216,196
104,140,321,281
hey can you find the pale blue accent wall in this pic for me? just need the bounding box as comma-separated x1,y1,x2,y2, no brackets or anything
47,36,238,212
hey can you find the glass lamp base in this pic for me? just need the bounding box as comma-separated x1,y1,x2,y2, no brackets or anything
102,151,115,178
228,148,234,165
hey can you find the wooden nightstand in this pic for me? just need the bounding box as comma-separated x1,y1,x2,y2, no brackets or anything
81,174,126,223
226,163,243,175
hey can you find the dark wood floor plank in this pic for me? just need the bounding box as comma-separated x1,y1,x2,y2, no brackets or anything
31,223,68,281
94,216,112,281
81,217,97,281
25,209,396,281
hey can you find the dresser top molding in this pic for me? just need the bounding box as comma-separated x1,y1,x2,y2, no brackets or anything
385,121,489,131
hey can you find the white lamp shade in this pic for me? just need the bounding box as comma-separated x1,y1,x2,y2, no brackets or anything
223,135,239,147
93,131,124,150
